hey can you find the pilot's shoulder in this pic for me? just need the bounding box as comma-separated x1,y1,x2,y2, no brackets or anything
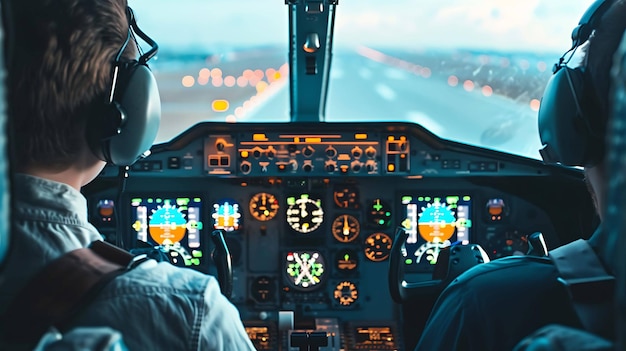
101,260,217,298
449,255,557,290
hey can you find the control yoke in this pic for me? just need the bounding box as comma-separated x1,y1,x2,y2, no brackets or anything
211,230,233,299
388,226,490,303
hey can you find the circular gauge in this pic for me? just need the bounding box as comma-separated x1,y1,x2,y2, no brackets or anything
418,201,456,243
333,281,359,306
212,198,242,232
333,185,360,209
335,249,359,273
486,198,508,222
367,199,392,228
96,199,115,222
285,251,326,291
286,194,324,233
331,214,360,243
251,276,275,303
249,192,279,221
364,232,393,262
148,199,187,244
487,230,528,259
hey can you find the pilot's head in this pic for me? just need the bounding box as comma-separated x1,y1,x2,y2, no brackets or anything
581,1,626,219
538,0,626,220
7,0,135,177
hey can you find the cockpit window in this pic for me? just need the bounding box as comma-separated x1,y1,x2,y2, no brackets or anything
129,0,290,143
131,0,597,159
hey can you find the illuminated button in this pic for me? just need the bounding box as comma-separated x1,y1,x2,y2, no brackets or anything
168,157,181,169
340,165,349,174
211,99,229,112
253,133,267,141
387,164,395,172
241,151,249,159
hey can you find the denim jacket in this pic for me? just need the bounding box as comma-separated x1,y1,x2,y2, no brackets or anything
0,174,256,351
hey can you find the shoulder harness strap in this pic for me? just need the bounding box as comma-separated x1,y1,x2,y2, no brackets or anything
549,239,615,339
1,240,148,344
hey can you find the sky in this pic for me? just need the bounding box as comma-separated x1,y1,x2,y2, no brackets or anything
129,0,598,54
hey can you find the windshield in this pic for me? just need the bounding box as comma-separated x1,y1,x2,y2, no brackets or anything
130,0,597,159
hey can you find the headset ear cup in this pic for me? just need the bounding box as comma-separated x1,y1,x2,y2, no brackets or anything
86,99,126,162
104,63,161,166
538,67,598,166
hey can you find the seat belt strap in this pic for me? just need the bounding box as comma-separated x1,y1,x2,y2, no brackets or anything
549,239,615,338
1,240,147,344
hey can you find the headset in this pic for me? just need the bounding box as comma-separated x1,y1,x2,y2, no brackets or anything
86,7,161,166
538,0,614,167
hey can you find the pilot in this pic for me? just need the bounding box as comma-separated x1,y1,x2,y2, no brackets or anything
414,1,626,350
0,0,256,350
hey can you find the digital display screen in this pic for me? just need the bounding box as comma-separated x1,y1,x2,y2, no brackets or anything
130,196,204,267
400,194,472,271
211,198,242,232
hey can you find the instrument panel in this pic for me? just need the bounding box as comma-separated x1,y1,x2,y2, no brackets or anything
86,122,591,351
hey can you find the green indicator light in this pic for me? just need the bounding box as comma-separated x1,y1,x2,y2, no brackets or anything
463,195,471,201
405,258,413,265
401,196,412,204
401,219,412,229
194,197,201,203
373,201,383,211
417,196,424,201
434,197,440,203
177,197,190,206
447,196,459,205
147,198,154,203
192,250,203,258
385,212,391,217
131,198,142,204
425,197,431,201
379,219,385,225
156,198,162,203
191,258,200,266
287,197,296,206
301,194,310,200
344,254,350,261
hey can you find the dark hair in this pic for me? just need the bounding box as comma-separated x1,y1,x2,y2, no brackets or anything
584,0,626,129
7,0,135,168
